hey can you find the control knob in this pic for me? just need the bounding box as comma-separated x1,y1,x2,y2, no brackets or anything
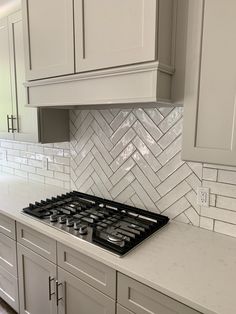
74,222,88,235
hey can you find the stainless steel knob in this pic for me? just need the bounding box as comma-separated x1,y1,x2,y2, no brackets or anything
74,222,88,235
66,217,74,227
58,215,67,224
50,214,58,222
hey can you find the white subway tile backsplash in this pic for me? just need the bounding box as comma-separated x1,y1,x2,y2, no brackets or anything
2,107,236,239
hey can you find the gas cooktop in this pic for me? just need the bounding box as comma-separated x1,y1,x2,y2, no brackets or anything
22,191,169,256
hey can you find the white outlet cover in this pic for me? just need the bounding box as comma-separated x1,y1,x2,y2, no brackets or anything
197,187,210,207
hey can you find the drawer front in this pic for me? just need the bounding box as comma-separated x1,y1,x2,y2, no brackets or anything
57,242,116,299
0,265,19,312
17,222,56,263
117,273,201,314
0,233,17,277
117,304,134,314
0,213,16,239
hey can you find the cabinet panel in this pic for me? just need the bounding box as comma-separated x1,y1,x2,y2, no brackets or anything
0,213,16,240
57,242,116,299
8,11,39,142
22,0,74,80
0,17,14,140
0,265,19,312
57,267,115,314
117,273,201,314
117,304,134,314
0,233,17,277
182,0,236,165
17,222,56,262
74,0,157,72
17,243,57,314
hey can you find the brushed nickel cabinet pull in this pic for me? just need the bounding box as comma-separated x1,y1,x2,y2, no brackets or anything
56,280,63,306
48,276,55,301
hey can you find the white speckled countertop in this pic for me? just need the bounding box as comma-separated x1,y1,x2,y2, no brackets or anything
0,173,236,314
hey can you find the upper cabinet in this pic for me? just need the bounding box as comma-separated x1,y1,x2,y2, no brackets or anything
0,11,69,143
74,0,156,72
182,0,236,166
22,0,184,107
22,0,74,80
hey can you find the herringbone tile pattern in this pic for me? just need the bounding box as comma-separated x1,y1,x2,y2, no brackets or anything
70,107,202,226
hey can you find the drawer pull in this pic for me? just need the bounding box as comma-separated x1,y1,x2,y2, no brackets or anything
48,276,55,301
56,280,63,306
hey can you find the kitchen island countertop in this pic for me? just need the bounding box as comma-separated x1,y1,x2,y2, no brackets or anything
0,173,235,314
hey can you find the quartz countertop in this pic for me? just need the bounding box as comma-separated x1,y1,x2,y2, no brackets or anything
0,173,235,314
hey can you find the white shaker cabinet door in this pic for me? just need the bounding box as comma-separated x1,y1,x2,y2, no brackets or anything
17,243,57,314
8,12,39,143
182,0,236,166
74,0,157,72
0,18,14,140
22,0,74,80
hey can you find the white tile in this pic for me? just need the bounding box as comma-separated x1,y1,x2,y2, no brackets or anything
214,221,236,238
144,108,164,125
91,147,113,177
75,165,94,189
157,164,191,197
200,217,214,231
110,143,135,173
91,159,112,190
186,190,200,214
92,134,112,164
110,128,136,159
54,156,70,166
157,152,184,181
216,196,236,212
133,136,161,172
91,110,113,137
131,180,157,211
45,177,64,188
91,120,113,150
202,168,217,181
54,172,70,182
132,120,162,156
110,110,131,130
187,162,202,180
201,206,236,224
185,173,201,192
29,173,44,183
158,136,182,166
132,151,160,187
162,197,190,219
110,158,135,186
110,113,136,144
131,165,160,203
158,118,183,150
218,170,236,185
203,180,236,198
110,172,135,199
157,181,191,212
134,108,162,141
36,168,54,178
159,107,183,133
185,207,199,226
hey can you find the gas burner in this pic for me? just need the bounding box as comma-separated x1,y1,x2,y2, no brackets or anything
22,191,169,256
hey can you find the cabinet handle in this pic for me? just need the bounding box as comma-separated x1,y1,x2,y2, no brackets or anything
7,115,17,133
56,280,63,306
48,276,55,301
7,115,11,132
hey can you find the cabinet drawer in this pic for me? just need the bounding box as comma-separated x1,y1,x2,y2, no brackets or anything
17,222,56,263
0,213,16,239
57,242,116,299
0,265,19,312
117,273,201,314
0,233,17,277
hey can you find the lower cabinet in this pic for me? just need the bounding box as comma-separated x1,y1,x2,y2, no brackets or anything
117,273,201,314
17,243,57,314
0,264,19,311
57,267,115,314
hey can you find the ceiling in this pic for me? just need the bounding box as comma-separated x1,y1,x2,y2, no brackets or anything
0,0,21,18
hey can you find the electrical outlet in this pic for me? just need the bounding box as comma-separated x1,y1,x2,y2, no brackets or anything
0,151,7,161
197,187,210,207
42,157,48,170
